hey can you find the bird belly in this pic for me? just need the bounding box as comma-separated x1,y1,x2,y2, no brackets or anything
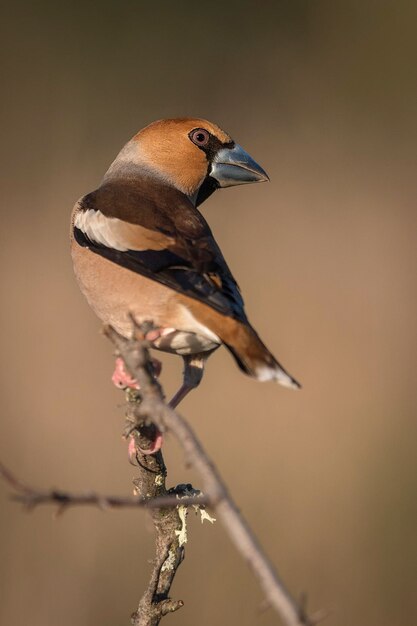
71,242,221,355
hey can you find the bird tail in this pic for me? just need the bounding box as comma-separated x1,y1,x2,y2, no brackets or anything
220,320,301,389
182,299,300,389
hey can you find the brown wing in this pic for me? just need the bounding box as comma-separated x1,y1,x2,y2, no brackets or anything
74,178,247,322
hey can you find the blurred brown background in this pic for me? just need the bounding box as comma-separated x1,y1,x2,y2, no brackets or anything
0,2,416,625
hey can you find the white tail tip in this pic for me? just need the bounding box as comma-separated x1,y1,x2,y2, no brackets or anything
255,365,301,389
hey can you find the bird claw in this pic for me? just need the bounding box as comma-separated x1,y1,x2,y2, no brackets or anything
112,356,162,390
137,429,163,455
128,426,163,460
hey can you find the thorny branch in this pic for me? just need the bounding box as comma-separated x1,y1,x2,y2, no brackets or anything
1,320,315,626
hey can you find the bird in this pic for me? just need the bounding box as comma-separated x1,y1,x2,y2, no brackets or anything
71,118,300,450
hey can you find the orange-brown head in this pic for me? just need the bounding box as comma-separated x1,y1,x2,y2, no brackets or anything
104,118,269,205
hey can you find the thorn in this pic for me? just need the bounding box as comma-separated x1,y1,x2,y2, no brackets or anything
299,591,308,612
259,598,270,613
23,501,36,513
297,592,314,625
97,497,110,511
159,598,184,615
53,504,67,519
310,607,333,625
128,313,146,341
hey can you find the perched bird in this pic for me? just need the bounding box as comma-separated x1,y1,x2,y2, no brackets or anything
71,118,299,449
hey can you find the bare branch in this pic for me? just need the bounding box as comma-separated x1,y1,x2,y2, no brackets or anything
106,321,313,626
0,464,209,512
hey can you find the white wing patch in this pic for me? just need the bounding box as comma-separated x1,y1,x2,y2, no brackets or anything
74,209,173,252
75,210,129,251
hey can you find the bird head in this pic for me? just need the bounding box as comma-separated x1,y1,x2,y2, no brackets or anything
105,118,269,206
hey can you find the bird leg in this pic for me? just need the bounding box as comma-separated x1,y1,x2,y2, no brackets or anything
169,353,209,408
116,348,210,457
130,352,209,457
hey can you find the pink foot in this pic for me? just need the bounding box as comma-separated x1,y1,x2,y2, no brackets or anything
128,428,163,459
112,357,162,390
112,357,139,389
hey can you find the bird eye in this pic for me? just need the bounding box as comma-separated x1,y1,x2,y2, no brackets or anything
190,128,210,147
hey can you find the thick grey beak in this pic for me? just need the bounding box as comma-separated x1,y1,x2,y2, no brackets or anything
210,144,269,187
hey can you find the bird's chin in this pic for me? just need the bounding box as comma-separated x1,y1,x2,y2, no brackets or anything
195,176,220,206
